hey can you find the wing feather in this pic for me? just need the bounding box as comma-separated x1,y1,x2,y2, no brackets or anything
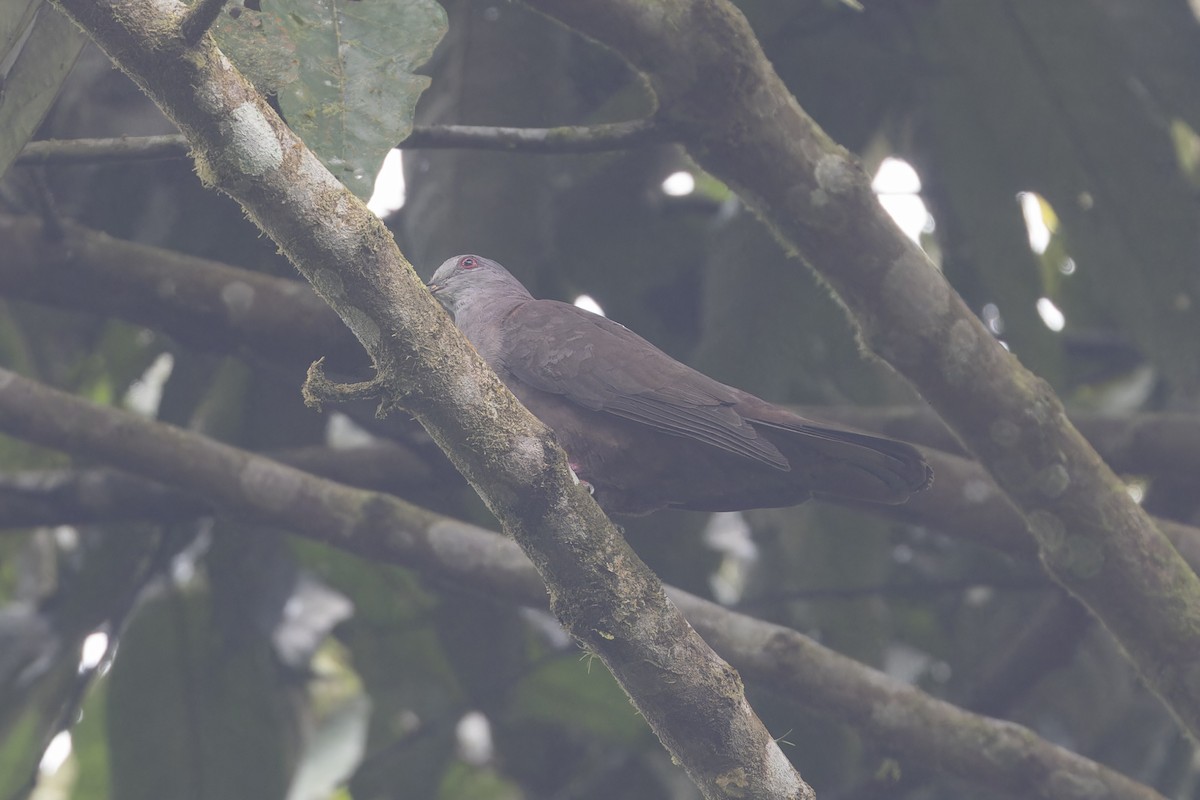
501,300,789,469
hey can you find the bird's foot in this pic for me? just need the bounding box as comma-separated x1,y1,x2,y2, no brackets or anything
568,462,595,496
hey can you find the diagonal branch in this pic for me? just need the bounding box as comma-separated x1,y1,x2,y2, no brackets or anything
41,2,802,797
0,366,1166,800
522,0,1200,737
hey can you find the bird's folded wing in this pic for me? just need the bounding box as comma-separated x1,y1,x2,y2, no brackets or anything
501,300,789,469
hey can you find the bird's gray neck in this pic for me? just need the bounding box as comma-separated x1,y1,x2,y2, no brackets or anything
448,287,530,364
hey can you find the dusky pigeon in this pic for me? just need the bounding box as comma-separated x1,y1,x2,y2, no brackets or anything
428,254,932,515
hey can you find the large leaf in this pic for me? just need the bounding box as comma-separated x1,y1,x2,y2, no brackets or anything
0,0,87,180
105,585,299,800
292,541,464,799
506,657,649,746
69,672,112,800
910,1,1200,395
211,6,300,97
270,0,447,199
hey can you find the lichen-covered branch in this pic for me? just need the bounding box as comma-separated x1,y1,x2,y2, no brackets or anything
522,0,1200,736
0,214,364,372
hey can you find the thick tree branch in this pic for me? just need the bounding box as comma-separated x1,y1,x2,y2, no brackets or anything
10,442,1200,586
0,214,365,372
0,443,436,528
0,366,1165,800
877,447,1200,573
41,3,800,797
13,120,665,166
522,0,1200,736
800,405,1200,482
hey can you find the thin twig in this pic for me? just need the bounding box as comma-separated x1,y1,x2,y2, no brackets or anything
15,135,190,165
402,118,666,152
14,119,666,167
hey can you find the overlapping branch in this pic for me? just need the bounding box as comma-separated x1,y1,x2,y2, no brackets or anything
39,2,805,796
0,366,1165,800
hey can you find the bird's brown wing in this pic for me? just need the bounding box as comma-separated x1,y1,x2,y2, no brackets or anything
500,300,790,469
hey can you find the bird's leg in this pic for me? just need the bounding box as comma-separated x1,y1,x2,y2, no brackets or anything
568,461,595,495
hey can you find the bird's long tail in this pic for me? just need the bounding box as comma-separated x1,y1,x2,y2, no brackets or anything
756,420,933,505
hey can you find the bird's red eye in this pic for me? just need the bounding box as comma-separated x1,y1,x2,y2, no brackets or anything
460,256,478,269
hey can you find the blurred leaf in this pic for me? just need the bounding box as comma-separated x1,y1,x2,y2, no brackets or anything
70,673,112,800
438,761,522,800
106,583,299,800
67,321,165,411
1169,119,1200,187
0,636,76,797
0,299,36,378
911,0,1200,394
0,690,45,797
0,530,156,797
507,657,647,745
0,0,87,179
292,541,462,798
286,691,369,800
434,594,527,716
272,0,447,198
694,209,911,404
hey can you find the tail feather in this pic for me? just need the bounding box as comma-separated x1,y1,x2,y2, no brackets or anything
754,419,933,504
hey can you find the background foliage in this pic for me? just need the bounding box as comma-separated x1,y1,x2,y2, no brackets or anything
2,0,1200,798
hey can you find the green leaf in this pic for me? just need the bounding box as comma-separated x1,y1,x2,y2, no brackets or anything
211,6,300,96
291,541,463,798
0,0,87,180
69,674,112,800
0,694,44,798
438,761,522,800
105,585,298,800
286,690,369,800
507,657,648,745
270,0,447,199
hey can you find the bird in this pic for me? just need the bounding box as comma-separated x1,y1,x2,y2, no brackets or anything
427,254,932,516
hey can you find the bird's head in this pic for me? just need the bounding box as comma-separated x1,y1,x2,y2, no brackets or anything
427,254,532,318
